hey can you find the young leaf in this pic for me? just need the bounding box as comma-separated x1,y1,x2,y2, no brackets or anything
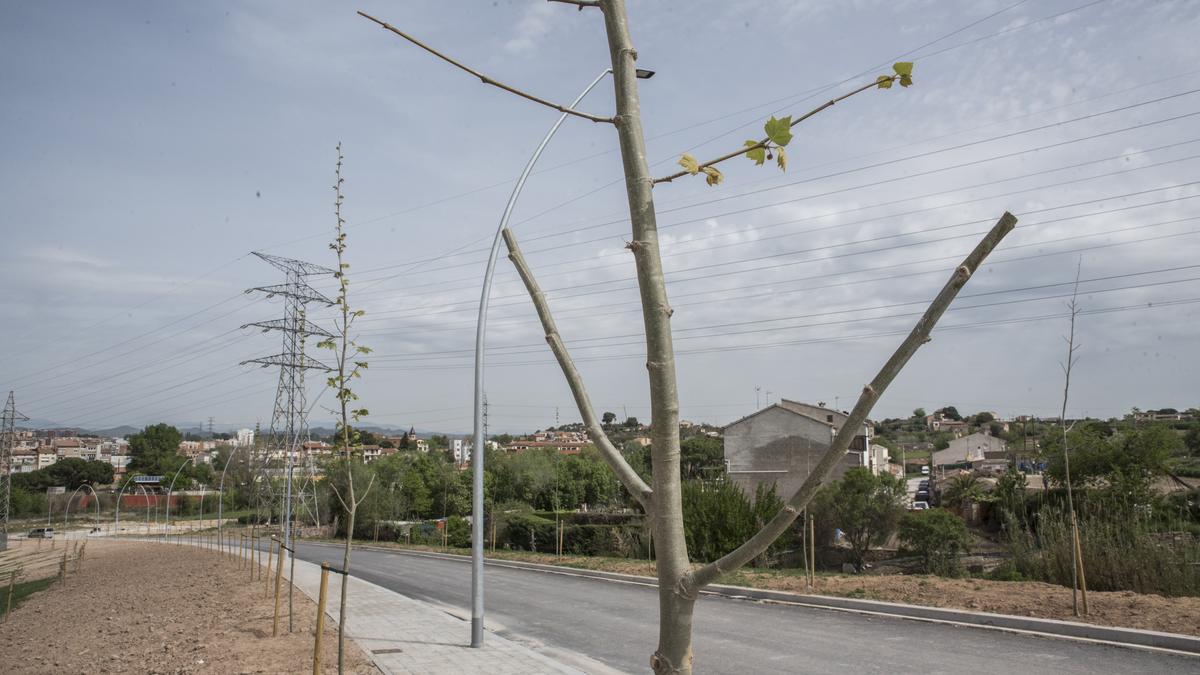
899,73,913,87
678,153,700,175
701,165,723,186
776,146,787,172
744,140,767,166
764,115,793,147
876,75,893,89
893,62,913,77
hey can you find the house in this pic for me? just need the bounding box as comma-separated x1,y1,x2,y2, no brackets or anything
11,448,38,473
37,446,58,469
932,432,1008,467
723,400,875,502
361,445,383,463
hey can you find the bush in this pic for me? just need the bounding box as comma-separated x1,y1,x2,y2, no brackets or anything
682,480,785,564
1004,505,1200,596
899,509,970,576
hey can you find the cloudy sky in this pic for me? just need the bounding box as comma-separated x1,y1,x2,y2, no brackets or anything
2,0,1197,434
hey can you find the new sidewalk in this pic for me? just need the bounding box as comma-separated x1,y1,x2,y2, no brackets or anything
286,553,587,675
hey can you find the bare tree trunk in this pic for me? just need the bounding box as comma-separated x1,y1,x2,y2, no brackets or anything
338,467,355,674
597,2,693,671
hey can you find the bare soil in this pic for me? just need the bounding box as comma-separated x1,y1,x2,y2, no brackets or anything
728,570,1200,637
0,540,375,674
358,540,1200,637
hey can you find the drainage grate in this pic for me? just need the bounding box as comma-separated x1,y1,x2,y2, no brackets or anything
371,648,405,655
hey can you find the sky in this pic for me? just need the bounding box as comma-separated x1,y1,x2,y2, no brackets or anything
1,0,1198,435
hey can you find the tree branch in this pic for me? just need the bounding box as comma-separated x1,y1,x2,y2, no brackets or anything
653,76,896,185
683,211,1018,594
503,227,654,508
354,473,376,508
357,11,614,124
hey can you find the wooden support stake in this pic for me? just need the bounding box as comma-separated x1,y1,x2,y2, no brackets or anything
313,563,330,675
265,539,275,596
272,540,285,637
808,514,816,588
1074,520,1090,615
3,571,15,624
59,547,67,585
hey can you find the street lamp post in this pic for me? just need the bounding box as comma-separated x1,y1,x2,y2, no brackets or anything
162,459,191,539
114,474,140,535
217,446,239,550
63,484,100,534
470,66,653,647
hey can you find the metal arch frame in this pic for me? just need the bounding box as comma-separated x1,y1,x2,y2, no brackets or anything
133,483,154,534
63,483,101,534
162,458,192,539
217,444,241,549
470,67,613,648
113,474,140,534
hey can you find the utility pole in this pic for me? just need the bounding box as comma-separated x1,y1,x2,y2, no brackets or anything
1,392,30,552
242,253,335,558
208,416,215,438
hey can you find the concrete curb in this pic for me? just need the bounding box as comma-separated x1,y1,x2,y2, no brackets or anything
336,543,1200,656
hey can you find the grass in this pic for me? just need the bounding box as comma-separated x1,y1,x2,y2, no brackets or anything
4,576,57,617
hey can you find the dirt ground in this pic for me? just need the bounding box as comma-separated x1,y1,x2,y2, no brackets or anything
730,570,1200,636
360,540,1200,637
0,540,375,674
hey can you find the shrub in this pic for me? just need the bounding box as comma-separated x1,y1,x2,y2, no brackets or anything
899,509,970,576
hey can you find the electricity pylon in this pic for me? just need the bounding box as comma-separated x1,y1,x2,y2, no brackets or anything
242,252,334,551
1,391,30,552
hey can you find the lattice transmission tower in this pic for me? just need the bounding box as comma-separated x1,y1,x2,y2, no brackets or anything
242,252,334,544
1,391,30,552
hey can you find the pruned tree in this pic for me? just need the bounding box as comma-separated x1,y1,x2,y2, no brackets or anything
360,3,1015,672
316,143,375,673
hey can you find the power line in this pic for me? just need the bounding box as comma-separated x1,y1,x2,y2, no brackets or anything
367,266,1200,362
335,186,1200,322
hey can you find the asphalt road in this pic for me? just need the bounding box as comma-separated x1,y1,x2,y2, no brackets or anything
287,541,1198,674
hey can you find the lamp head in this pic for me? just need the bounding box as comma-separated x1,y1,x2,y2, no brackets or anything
635,69,655,80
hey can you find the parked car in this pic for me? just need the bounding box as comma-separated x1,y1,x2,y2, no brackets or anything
27,527,54,539
915,490,931,502
920,466,930,475
909,501,930,510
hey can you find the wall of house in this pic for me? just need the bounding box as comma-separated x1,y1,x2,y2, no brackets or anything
725,407,863,501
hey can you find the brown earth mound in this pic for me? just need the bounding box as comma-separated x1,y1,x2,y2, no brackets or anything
0,540,374,674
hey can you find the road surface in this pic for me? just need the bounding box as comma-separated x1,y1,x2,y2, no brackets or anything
287,541,1197,674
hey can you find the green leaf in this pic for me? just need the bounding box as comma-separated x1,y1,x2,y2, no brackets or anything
893,62,913,77
763,116,793,147
701,166,723,186
678,153,700,175
776,146,787,172
744,140,767,166
876,75,893,89
899,73,913,88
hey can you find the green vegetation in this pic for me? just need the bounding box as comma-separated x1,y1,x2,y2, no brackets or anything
11,458,113,492
899,509,969,576
5,576,57,614
810,468,906,568
127,423,213,488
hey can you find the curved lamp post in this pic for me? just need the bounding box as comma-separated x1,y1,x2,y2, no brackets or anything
162,458,191,539
114,474,140,535
63,484,101,535
217,446,239,550
469,66,654,647
132,483,153,534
